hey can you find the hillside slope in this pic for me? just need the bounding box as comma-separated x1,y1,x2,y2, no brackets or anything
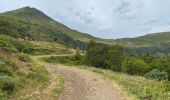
1,6,170,49
117,32,170,47
1,6,112,44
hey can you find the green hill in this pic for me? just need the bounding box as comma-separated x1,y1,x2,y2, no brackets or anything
1,6,170,48
120,32,170,55
1,7,112,44
117,32,170,47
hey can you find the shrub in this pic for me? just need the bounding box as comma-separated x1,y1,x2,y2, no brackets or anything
121,57,150,75
145,69,168,81
0,65,13,76
17,54,31,62
74,47,81,60
27,63,49,82
0,75,17,94
11,39,34,53
85,40,124,70
0,35,17,53
149,58,170,80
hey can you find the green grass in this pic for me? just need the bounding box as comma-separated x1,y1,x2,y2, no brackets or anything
2,6,170,48
0,35,67,99
8,57,50,100
43,56,170,100
51,75,64,100
29,41,74,55
1,6,114,44
0,35,73,55
42,56,84,66
0,50,50,99
85,67,170,100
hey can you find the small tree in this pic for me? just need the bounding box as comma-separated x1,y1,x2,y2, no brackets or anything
85,40,124,70
74,47,81,60
108,45,124,71
121,57,150,75
85,40,109,68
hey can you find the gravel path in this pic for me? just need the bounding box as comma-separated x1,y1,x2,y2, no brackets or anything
49,65,128,100
31,55,129,100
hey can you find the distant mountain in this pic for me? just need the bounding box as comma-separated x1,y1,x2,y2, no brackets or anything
117,32,170,47
0,6,170,49
120,32,170,56
1,6,112,44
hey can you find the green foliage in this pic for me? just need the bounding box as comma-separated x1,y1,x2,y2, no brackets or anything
145,57,170,80
107,45,124,71
0,65,13,76
86,44,109,68
121,57,150,75
0,35,35,53
27,62,49,82
145,69,168,81
0,56,17,77
0,75,17,94
86,40,124,71
43,56,84,66
118,75,169,99
74,47,81,60
0,9,87,50
0,53,49,99
0,35,17,53
0,56,18,97
0,17,18,38
1,7,115,45
17,54,31,62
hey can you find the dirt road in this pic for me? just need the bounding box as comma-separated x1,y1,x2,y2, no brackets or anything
48,65,128,100
32,56,129,100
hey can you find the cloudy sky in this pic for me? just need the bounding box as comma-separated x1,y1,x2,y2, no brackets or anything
0,0,170,39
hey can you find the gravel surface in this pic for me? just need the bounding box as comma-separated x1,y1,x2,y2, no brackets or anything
51,65,128,100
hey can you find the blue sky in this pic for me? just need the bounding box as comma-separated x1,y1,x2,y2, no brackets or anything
1,0,170,39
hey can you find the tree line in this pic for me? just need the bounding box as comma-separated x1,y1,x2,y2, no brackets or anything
80,40,170,81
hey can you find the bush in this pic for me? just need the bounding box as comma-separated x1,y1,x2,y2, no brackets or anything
148,58,170,80
27,63,49,82
0,75,17,94
145,69,168,81
17,54,31,62
121,57,150,75
74,48,81,60
0,65,13,76
0,35,17,53
0,57,17,76
85,40,124,70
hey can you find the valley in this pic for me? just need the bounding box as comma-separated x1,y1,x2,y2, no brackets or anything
0,6,170,100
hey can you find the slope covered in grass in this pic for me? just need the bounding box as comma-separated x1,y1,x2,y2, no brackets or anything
0,35,50,99
1,6,170,50
0,7,113,46
117,32,170,47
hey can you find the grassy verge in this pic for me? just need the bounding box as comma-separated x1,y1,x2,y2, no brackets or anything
42,56,170,100
11,61,50,100
51,75,64,100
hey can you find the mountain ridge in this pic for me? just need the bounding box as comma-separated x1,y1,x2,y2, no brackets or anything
1,6,108,43
1,6,170,47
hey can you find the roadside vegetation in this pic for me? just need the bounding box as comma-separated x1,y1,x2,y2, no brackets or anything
0,35,50,99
